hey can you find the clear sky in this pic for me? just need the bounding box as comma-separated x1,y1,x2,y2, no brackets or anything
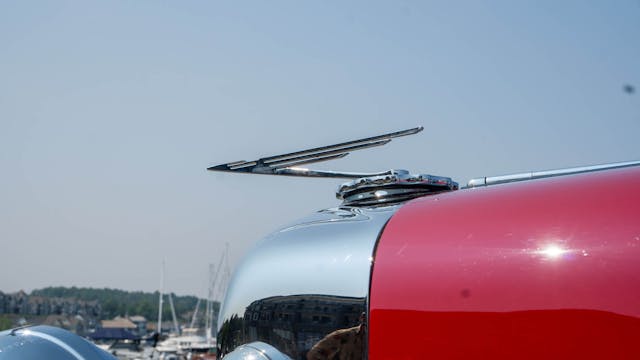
1,1,639,299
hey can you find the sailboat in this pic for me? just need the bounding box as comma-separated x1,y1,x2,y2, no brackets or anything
155,247,229,360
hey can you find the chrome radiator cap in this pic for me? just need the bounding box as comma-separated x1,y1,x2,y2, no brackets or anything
337,169,458,206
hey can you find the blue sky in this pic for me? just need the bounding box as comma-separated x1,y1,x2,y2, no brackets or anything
1,1,639,298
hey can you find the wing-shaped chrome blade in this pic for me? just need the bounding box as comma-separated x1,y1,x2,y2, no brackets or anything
207,127,423,179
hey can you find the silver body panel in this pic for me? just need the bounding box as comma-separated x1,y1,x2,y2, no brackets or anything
0,325,116,360
217,205,399,359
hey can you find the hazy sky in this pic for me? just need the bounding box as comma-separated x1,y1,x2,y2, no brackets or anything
1,1,639,299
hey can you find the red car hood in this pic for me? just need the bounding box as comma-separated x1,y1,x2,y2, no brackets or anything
370,166,640,359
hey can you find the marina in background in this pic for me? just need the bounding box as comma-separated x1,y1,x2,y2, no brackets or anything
0,247,230,359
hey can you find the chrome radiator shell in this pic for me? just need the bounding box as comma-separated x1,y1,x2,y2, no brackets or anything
217,205,399,359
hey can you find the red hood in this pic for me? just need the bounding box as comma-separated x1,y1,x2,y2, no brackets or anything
369,166,640,359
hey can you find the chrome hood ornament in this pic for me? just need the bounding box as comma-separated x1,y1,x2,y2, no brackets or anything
207,128,640,360
208,127,459,206
208,126,640,204
337,170,458,206
207,127,423,179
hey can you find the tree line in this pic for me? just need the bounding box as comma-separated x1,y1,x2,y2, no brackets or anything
31,286,218,322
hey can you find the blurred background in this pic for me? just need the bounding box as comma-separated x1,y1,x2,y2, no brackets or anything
1,0,639,299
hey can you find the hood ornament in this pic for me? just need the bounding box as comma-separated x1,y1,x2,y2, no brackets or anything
208,127,458,206
337,170,458,206
208,127,425,179
207,127,640,205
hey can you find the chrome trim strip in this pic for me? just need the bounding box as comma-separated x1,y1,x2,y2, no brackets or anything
263,140,390,167
466,160,640,188
272,167,394,179
260,127,421,163
267,153,349,171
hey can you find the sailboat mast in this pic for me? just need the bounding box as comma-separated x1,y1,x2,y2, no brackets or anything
208,243,230,340
189,298,201,329
157,260,164,334
168,292,180,335
205,263,214,340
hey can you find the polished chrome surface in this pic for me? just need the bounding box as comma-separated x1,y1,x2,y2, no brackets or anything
222,341,292,360
207,127,423,179
337,169,458,206
272,167,396,179
217,206,399,359
466,160,640,188
0,325,116,360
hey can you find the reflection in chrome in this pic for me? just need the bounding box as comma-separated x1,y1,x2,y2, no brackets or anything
306,312,365,360
337,170,458,206
228,294,365,359
278,208,371,232
217,206,399,359
222,341,292,360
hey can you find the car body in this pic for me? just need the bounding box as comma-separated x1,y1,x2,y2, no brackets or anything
368,165,640,359
0,325,117,360
212,130,640,359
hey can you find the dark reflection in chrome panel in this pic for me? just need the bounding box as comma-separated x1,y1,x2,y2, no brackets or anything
217,206,398,359
219,295,364,359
